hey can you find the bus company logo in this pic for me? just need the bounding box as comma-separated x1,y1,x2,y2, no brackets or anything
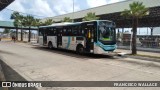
2,82,11,87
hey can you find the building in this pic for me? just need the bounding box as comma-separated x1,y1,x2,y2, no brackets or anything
0,0,14,11
42,0,160,28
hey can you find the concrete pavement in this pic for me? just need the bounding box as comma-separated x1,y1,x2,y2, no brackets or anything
0,41,160,90
115,49,160,58
118,46,160,53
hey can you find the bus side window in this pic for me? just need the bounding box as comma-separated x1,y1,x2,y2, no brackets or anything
77,26,81,36
68,27,72,36
39,28,44,36
63,28,67,36
46,28,50,36
49,28,54,36
54,28,57,35
82,29,84,36
72,26,78,36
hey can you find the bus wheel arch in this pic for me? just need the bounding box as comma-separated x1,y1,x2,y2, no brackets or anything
76,44,84,54
48,41,53,49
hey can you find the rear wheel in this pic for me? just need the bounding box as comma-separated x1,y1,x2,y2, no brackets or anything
76,45,84,54
48,42,53,49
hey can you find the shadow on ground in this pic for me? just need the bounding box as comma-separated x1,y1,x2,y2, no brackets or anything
0,60,37,90
31,47,160,68
32,47,119,60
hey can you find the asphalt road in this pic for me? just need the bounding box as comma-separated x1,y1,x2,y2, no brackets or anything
0,41,160,90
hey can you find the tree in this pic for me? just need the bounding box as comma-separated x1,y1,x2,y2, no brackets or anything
32,18,41,27
11,11,23,41
121,1,149,54
63,17,72,22
43,19,54,25
3,28,10,34
83,12,99,21
23,15,34,42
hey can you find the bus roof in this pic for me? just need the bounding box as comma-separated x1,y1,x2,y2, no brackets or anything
39,20,113,28
40,22,81,28
82,20,113,23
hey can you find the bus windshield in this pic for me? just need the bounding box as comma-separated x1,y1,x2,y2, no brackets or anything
98,21,115,41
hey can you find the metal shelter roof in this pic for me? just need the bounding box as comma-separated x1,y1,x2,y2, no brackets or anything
0,21,38,30
42,0,160,28
0,0,14,11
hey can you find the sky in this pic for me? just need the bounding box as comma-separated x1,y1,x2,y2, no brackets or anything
0,0,125,21
0,0,159,35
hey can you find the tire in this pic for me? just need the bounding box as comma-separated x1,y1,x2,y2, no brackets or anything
76,45,84,54
48,42,53,49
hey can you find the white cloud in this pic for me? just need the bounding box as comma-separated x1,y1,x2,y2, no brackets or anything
6,0,80,18
29,0,55,17
108,0,125,4
7,0,55,17
7,0,26,13
49,0,80,15
4,0,125,20
86,0,107,8
86,0,125,8
0,15,3,20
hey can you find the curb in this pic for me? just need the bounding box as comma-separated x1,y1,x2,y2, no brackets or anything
126,55,160,63
0,61,8,90
117,47,160,53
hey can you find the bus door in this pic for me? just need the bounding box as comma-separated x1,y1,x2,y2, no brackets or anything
82,22,95,53
43,28,48,45
38,28,44,45
57,28,62,48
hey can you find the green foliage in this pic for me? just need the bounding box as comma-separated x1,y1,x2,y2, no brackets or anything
121,1,149,18
11,11,22,27
3,28,10,34
10,30,16,36
44,19,54,25
83,12,99,21
63,17,72,22
32,18,41,27
23,15,34,27
121,1,149,54
11,11,44,28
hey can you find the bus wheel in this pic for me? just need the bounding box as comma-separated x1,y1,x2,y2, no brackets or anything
48,42,53,49
77,45,84,54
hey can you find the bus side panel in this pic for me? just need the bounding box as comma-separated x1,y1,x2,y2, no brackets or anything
62,36,69,49
69,36,77,51
39,36,43,45
62,36,84,51
47,36,57,48
62,36,76,51
94,43,104,54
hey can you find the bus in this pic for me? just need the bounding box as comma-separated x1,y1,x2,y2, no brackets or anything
38,20,117,54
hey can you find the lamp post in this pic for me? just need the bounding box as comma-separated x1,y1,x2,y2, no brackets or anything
72,0,74,22
130,29,133,53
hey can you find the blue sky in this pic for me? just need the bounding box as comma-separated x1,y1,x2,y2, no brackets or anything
0,0,125,21
0,0,159,35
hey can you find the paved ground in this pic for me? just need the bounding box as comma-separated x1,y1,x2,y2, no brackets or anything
115,49,160,58
0,41,160,90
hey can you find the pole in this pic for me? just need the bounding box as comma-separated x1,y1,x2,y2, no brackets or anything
72,0,74,22
130,29,133,53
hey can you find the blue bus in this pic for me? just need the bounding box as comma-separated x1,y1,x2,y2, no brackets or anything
38,20,117,54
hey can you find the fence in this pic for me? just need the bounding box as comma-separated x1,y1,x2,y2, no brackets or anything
117,35,160,49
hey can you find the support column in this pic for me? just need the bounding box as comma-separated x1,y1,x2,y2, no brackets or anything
21,29,23,41
122,28,124,33
28,27,31,42
16,28,18,40
150,27,154,35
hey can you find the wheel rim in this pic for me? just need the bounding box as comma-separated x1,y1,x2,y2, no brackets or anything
49,43,53,48
79,47,83,53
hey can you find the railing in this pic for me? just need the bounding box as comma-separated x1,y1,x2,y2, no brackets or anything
117,35,160,49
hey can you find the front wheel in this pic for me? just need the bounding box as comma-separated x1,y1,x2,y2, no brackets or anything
77,45,84,54
48,42,53,49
